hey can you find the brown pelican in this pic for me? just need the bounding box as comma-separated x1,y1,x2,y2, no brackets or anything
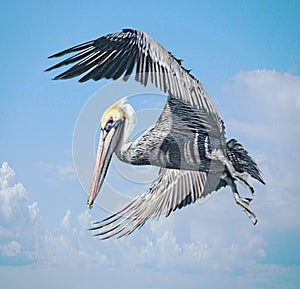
46,29,265,239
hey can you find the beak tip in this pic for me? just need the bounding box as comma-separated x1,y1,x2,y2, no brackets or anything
87,200,93,209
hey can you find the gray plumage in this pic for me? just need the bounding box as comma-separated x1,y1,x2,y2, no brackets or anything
119,97,224,172
46,29,265,239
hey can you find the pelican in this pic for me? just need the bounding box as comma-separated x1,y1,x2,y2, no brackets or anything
46,29,265,239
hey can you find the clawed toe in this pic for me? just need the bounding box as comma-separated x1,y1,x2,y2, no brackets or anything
233,192,257,225
233,172,255,196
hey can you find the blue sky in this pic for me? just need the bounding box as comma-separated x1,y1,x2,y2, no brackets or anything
1,0,300,288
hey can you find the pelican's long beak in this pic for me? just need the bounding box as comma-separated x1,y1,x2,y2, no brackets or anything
87,120,124,208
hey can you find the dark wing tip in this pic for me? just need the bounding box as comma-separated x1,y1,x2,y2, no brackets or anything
259,177,266,185
47,50,69,59
48,54,58,59
44,65,61,73
51,74,68,81
122,28,135,33
78,77,89,83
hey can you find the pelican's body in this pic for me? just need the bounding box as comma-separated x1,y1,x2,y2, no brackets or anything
46,29,265,239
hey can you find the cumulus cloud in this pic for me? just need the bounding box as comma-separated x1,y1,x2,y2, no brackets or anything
0,240,22,256
0,163,27,221
0,162,40,263
0,163,107,267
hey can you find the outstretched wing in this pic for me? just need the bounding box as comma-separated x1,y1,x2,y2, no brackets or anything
46,28,223,131
90,168,225,239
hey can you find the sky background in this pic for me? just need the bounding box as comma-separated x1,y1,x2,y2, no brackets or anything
1,0,300,288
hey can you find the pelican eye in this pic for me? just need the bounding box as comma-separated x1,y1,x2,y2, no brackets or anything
104,119,114,132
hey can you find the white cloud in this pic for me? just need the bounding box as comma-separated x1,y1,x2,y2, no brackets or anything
0,240,22,256
28,202,39,221
0,162,40,263
223,70,300,145
60,209,72,231
0,163,39,226
0,163,27,221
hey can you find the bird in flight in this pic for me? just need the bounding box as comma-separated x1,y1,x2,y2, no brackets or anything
46,29,265,239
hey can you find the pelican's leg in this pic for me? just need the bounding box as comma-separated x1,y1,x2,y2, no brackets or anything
225,177,257,225
215,154,254,195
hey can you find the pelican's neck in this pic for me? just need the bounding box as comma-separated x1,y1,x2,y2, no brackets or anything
116,102,136,156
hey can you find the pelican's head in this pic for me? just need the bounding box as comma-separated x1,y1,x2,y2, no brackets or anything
87,98,136,208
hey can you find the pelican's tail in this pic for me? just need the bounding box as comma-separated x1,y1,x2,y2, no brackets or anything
220,139,265,225
226,139,265,185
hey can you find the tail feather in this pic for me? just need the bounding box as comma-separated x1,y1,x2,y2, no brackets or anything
226,139,265,185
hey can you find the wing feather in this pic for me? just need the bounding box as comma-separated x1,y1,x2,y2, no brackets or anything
90,168,223,239
46,29,222,130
